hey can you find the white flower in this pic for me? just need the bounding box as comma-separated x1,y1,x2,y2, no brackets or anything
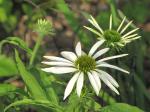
84,15,141,48
41,40,129,100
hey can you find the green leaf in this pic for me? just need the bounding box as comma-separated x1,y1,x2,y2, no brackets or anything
15,50,47,100
0,37,32,55
38,70,59,104
4,99,63,112
0,84,16,96
0,55,18,77
100,103,144,112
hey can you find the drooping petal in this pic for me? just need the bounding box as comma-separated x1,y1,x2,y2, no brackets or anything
96,69,119,87
41,61,74,67
88,72,99,95
98,73,119,95
97,62,129,74
89,40,105,56
63,72,80,100
43,56,72,63
97,54,128,63
91,71,101,91
61,51,77,62
109,14,112,30
117,17,126,32
93,48,109,59
76,72,84,97
75,42,82,56
41,67,77,74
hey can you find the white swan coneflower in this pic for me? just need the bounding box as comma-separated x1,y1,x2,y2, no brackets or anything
41,40,129,100
84,15,141,48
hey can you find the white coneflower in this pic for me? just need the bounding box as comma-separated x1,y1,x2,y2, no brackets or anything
41,40,129,100
84,15,141,48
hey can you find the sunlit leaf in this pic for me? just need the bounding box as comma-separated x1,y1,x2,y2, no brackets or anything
15,50,47,100
4,99,63,112
100,103,144,112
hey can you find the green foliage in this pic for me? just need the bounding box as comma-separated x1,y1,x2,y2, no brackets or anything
100,103,144,112
0,84,17,96
0,37,32,55
4,99,62,112
0,55,18,77
15,50,47,100
0,0,150,111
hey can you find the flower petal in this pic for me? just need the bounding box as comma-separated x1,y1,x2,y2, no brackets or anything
75,42,82,56
76,72,84,97
97,54,128,63
97,62,129,74
121,33,137,39
61,51,77,62
93,48,109,59
41,61,74,67
98,73,119,95
89,15,104,34
121,28,139,38
89,40,105,56
120,20,133,34
88,72,99,95
96,69,119,87
117,17,126,32
63,72,80,100
109,14,112,30
41,67,77,74
43,56,72,63
83,26,103,38
91,71,101,91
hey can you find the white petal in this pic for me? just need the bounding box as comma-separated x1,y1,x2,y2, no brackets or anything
97,62,129,74
76,72,84,97
43,56,72,63
75,42,82,56
61,51,77,62
63,72,80,100
126,36,141,41
98,74,119,95
41,61,74,67
41,67,77,74
89,40,105,56
91,71,101,91
97,54,128,63
96,69,119,87
93,48,109,59
117,17,126,32
121,28,139,38
88,72,99,95
121,33,137,39
83,26,103,38
109,15,112,30
120,20,133,34
89,15,104,34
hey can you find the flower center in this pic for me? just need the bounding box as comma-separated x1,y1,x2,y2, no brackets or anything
75,55,96,73
104,30,121,42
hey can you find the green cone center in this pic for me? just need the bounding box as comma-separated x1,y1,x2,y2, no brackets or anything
75,55,96,73
104,30,121,42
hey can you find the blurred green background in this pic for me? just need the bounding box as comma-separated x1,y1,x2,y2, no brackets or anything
0,0,150,112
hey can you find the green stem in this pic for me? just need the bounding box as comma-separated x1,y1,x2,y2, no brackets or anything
29,36,42,67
